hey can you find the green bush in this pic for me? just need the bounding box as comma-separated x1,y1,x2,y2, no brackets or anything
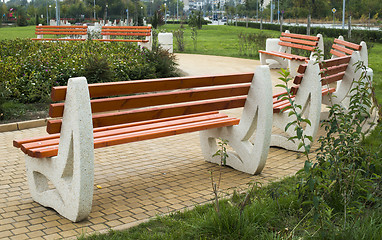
0,39,179,103
235,22,382,43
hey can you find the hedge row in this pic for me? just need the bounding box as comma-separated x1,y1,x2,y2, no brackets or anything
0,39,178,103
235,22,382,43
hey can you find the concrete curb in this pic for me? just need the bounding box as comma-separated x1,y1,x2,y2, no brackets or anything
0,118,48,132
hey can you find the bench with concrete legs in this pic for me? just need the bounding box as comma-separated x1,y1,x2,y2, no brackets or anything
13,66,273,222
271,50,362,151
31,24,88,41
94,26,152,50
259,30,324,77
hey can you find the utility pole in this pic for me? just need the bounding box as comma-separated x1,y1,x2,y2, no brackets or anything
342,0,345,29
55,0,60,25
270,0,273,23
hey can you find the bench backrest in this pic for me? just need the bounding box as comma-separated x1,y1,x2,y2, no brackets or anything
331,36,369,67
278,31,324,59
295,55,351,87
100,26,152,37
47,73,254,134
35,25,88,36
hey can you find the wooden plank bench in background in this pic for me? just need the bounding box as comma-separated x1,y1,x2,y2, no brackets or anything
94,26,152,50
13,66,273,222
259,30,324,77
31,24,88,41
270,50,362,152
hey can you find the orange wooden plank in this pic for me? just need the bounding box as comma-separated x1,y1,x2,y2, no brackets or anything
51,73,254,102
293,74,304,84
321,72,345,85
330,49,347,57
280,37,318,46
332,44,354,55
47,96,247,134
22,112,228,155
321,64,348,77
94,39,148,43
49,84,251,118
13,133,60,148
102,26,151,29
30,117,240,158
334,38,361,51
321,56,351,69
297,64,307,74
101,33,150,36
279,41,316,52
31,38,86,41
281,32,319,41
16,111,220,150
258,50,307,61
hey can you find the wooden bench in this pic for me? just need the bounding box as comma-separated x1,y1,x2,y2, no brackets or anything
13,66,273,222
259,30,324,77
270,50,361,152
31,24,88,41
94,26,152,50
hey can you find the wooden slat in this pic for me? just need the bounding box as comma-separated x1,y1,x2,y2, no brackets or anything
321,56,351,69
332,44,354,55
31,38,86,41
101,33,150,36
297,64,307,74
321,72,345,85
37,26,87,29
330,49,347,57
293,74,304,84
94,39,148,43
15,111,219,150
334,38,362,51
21,113,229,155
49,84,251,118
30,116,240,158
281,32,319,41
258,50,307,61
51,73,254,101
321,64,348,77
102,26,151,29
279,41,316,52
47,96,247,134
280,37,318,46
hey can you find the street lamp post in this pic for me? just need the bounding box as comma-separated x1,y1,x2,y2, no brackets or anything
93,0,96,20
177,0,178,20
49,5,51,25
164,3,167,24
342,0,345,29
56,0,60,25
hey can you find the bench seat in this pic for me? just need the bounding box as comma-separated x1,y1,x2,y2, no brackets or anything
15,112,239,158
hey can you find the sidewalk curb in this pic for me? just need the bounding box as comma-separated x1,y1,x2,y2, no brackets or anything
0,118,48,132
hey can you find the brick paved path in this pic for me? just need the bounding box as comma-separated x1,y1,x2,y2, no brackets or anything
0,54,309,239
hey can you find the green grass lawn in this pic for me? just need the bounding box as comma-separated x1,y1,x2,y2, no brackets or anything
0,25,36,40
159,24,279,58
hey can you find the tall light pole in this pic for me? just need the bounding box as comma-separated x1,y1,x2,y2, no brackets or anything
55,0,60,25
164,3,167,24
342,0,345,29
270,0,273,23
177,0,178,20
93,0,96,20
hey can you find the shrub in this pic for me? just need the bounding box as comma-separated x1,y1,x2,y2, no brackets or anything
0,40,179,103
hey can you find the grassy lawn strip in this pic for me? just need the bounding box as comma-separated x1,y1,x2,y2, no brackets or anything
79,176,382,239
